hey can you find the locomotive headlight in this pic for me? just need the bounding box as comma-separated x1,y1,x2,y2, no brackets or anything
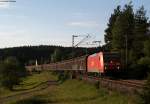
117,66,120,69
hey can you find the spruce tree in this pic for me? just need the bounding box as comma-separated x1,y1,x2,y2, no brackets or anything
104,6,121,50
112,3,134,69
140,74,150,104
0,57,26,90
131,6,149,63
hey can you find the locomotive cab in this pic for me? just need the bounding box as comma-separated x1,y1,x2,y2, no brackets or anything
103,52,121,75
87,52,121,75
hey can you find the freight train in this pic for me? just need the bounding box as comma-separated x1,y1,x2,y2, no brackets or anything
26,51,121,75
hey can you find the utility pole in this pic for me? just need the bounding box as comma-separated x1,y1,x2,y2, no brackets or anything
72,35,78,47
92,41,102,53
72,35,78,58
125,34,128,70
92,41,101,47
74,34,90,47
72,34,91,56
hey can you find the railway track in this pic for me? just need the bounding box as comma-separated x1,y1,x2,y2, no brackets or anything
81,76,144,94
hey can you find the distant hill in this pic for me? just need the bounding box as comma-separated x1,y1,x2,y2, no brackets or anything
0,45,100,65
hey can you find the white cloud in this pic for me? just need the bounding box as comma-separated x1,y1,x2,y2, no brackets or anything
0,30,27,37
0,1,10,9
68,21,99,28
72,12,87,17
0,14,27,19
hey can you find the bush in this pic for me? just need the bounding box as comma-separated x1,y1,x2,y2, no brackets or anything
57,71,70,83
127,64,147,79
95,81,100,89
0,57,27,90
138,57,150,77
139,74,150,104
138,57,150,69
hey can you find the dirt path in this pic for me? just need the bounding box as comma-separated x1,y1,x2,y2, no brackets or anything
0,80,58,104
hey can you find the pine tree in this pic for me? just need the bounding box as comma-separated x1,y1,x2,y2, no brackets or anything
0,57,26,90
112,3,134,69
144,39,150,57
51,48,62,62
112,3,134,50
130,6,149,62
104,6,121,50
140,74,150,104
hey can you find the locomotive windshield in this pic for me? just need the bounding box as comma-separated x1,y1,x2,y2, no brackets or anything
103,52,120,63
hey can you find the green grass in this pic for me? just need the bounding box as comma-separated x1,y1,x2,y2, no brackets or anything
41,80,136,104
10,78,136,104
14,71,57,90
1,72,137,104
0,71,57,98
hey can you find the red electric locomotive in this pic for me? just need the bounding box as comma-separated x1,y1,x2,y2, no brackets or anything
87,52,121,74
26,51,121,76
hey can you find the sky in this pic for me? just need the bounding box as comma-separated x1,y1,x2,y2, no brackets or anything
0,0,150,48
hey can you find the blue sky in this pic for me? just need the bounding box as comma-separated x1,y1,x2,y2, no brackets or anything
0,0,150,48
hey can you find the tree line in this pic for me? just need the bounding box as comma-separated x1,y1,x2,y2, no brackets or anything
0,45,100,90
0,45,100,65
104,3,150,79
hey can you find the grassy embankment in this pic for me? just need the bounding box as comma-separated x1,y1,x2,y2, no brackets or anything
0,71,57,98
0,71,137,104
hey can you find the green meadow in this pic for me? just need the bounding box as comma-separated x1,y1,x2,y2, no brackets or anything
0,71,137,104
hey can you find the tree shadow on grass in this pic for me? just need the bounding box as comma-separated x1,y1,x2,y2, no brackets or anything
0,80,59,103
11,97,48,104
13,80,59,91
12,94,101,104
48,95,101,103
8,80,106,104
19,82,37,86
